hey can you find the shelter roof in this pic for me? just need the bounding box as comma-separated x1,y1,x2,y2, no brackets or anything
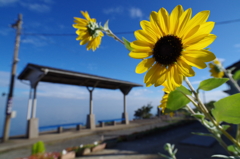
18,63,143,90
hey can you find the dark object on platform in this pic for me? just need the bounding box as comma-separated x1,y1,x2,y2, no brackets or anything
180,135,216,147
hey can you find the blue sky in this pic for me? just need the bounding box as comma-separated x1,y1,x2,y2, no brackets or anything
0,0,240,136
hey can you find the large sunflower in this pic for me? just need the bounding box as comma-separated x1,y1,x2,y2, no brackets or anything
130,5,216,88
209,59,224,78
73,11,104,51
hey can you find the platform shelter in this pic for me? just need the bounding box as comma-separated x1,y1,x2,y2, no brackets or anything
18,63,142,139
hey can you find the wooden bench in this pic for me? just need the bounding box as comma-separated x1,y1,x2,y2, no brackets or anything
39,122,83,133
98,118,125,127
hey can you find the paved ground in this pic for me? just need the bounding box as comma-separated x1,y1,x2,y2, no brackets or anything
78,121,227,159
0,117,231,159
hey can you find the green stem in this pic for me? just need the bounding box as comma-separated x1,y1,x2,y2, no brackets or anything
223,68,240,92
185,77,240,148
104,29,124,44
223,68,240,143
186,104,195,115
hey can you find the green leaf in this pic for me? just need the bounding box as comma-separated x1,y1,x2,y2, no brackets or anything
176,85,192,95
192,132,214,137
221,124,230,131
166,90,190,111
122,37,133,51
211,93,240,124
228,145,236,153
233,70,240,81
103,20,109,30
198,78,229,91
192,113,205,120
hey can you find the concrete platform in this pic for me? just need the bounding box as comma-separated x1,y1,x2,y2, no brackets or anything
0,117,175,157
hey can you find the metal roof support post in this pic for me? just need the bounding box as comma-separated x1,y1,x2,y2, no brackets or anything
86,81,98,130
31,86,37,118
120,86,132,125
87,87,94,115
24,69,47,139
27,83,39,139
123,94,126,113
27,88,33,120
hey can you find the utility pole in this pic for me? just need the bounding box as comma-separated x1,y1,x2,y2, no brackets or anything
2,14,22,142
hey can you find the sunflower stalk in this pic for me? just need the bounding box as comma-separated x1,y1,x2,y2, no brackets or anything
185,77,240,150
222,68,240,143
99,21,124,45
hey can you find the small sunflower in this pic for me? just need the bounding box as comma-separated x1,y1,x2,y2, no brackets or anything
159,93,169,113
209,59,224,78
130,5,216,88
73,11,104,51
158,82,171,112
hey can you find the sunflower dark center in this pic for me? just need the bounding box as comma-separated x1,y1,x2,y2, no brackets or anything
153,35,183,65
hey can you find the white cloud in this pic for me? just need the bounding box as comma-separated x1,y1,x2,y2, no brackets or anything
36,83,89,99
129,7,143,19
199,90,228,103
22,37,46,47
0,0,18,6
20,2,50,13
103,6,124,14
234,43,240,48
191,80,201,85
217,58,225,63
0,28,12,36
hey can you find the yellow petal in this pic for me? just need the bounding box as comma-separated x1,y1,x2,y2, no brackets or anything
73,17,88,24
129,52,152,59
144,63,159,86
154,67,168,87
181,11,210,37
149,11,162,38
177,57,195,77
183,22,215,46
134,30,157,44
182,50,216,62
169,5,183,35
81,11,91,20
158,8,170,35
186,34,217,50
181,55,207,69
140,20,157,37
173,65,183,85
176,8,192,36
150,65,167,86
182,25,200,40
131,40,154,49
135,58,155,74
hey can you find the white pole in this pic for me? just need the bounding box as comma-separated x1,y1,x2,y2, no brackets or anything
27,88,32,119
32,87,37,118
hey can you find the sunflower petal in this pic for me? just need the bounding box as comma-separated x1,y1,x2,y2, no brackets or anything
176,8,192,36
81,11,91,20
150,65,167,86
158,8,170,35
134,30,157,43
182,50,216,62
181,11,210,37
183,22,215,46
149,11,162,38
131,40,153,52
186,34,217,50
169,5,183,34
129,52,152,59
181,55,207,69
144,63,159,86
177,57,195,77
135,58,155,74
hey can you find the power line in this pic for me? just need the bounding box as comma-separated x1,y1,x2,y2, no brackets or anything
22,18,240,37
